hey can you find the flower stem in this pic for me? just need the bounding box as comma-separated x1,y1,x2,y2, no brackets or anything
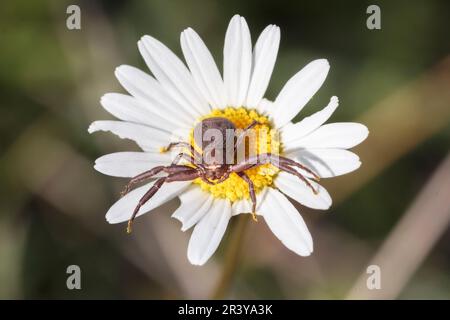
211,214,250,299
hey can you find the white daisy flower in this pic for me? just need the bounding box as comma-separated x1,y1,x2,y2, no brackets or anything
89,15,368,266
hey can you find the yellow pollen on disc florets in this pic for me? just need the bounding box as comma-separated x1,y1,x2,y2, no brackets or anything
190,107,281,202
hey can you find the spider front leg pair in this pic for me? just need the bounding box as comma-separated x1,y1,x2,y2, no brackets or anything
122,165,200,234
120,145,196,195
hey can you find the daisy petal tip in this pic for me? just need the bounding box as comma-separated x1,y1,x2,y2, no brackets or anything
304,237,314,255
105,211,125,225
297,247,313,257
189,260,204,267
187,252,205,266
317,58,330,67
92,161,109,176
268,25,280,39
275,25,281,36
359,124,370,141
139,35,155,48
228,14,244,28
171,213,188,232
99,93,113,106
114,65,129,78
231,14,241,20
293,244,313,257
364,125,370,135
311,58,330,76
330,95,339,104
87,122,98,134
183,27,195,34
140,34,151,42
93,162,100,172
105,215,114,224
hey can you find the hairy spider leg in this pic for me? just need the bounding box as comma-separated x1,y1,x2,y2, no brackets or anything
121,163,196,196
127,167,199,234
121,165,166,196
171,152,196,166
276,164,319,194
230,153,319,194
237,172,258,222
127,177,165,234
279,156,320,181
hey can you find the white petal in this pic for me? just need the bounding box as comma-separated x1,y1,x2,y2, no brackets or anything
284,122,369,151
138,35,210,116
94,151,172,178
187,199,232,265
231,187,268,216
246,25,280,107
100,93,177,132
273,59,330,127
259,188,313,256
231,198,253,216
281,96,339,143
171,186,214,231
105,181,191,224
274,171,332,210
256,98,273,115
285,149,361,178
115,65,195,127
181,28,227,109
88,120,172,152
223,15,252,107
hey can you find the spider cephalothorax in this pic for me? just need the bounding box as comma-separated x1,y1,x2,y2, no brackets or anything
122,116,320,233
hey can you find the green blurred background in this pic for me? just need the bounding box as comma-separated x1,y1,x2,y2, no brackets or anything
1,0,449,299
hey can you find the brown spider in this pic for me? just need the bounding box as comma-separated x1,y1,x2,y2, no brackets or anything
122,117,320,233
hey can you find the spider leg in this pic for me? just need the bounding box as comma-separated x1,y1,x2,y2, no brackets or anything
160,141,202,164
276,163,319,194
127,177,166,234
278,156,320,181
120,166,166,196
121,164,196,196
171,152,208,175
127,167,199,233
171,152,194,165
230,153,319,194
237,172,258,222
229,153,270,172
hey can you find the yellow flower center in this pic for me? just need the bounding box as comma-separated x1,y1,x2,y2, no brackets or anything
190,107,281,202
